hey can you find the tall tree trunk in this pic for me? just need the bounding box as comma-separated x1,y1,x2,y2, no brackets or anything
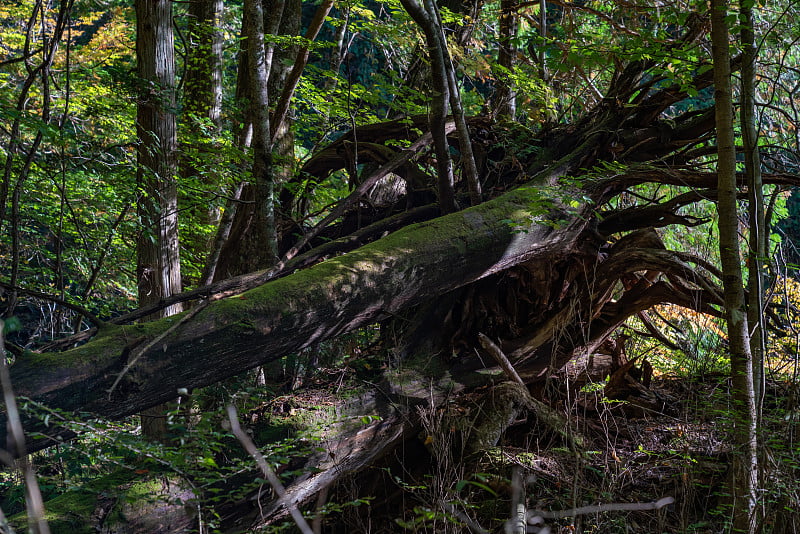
740,1,765,429
136,0,183,440
244,0,281,269
399,0,457,214
740,6,766,527
201,4,257,283
495,0,517,119
711,1,758,531
267,0,302,252
437,1,482,205
211,0,287,279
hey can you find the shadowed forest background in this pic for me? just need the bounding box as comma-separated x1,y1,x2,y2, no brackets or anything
3,0,800,532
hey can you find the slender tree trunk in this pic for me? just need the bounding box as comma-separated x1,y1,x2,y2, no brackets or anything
324,7,349,94
740,1,765,428
200,182,244,285
414,0,481,206
711,1,758,531
740,5,766,526
399,0,457,214
245,0,281,268
268,0,302,246
212,0,287,279
136,0,183,440
496,0,517,119
436,1,482,205
202,3,256,283
1,1,72,319
538,0,547,82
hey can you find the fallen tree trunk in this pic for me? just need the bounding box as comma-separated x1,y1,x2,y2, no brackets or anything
3,181,589,453
5,148,797,457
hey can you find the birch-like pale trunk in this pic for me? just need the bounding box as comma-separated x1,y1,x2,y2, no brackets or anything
740,1,766,427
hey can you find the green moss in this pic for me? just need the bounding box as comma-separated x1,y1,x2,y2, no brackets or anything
121,478,165,501
9,470,137,533
16,180,554,403
138,186,535,340
14,322,169,377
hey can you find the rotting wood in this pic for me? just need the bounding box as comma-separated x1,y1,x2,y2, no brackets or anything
3,183,584,453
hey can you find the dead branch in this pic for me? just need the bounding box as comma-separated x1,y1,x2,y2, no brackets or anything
226,405,314,534
530,496,674,520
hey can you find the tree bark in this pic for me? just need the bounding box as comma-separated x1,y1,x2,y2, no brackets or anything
5,181,587,450
135,0,182,317
6,42,798,461
135,0,183,440
433,0,482,205
245,0,280,269
495,0,517,119
711,1,758,531
740,1,766,426
212,0,289,279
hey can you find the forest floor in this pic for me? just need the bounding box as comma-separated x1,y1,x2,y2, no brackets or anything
313,351,800,534
5,346,799,533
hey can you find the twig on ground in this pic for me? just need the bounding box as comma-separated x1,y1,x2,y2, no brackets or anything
530,496,675,520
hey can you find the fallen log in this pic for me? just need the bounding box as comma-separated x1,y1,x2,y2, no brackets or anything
3,180,589,453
